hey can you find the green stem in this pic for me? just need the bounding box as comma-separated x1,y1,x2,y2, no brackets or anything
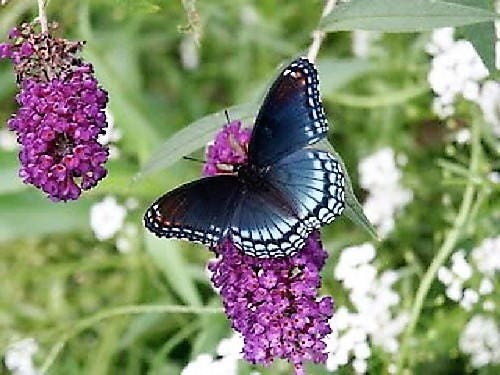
36,0,48,33
328,82,429,108
40,304,223,374
396,120,481,372
308,0,338,62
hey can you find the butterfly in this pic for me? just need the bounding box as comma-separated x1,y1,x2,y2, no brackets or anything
144,57,345,258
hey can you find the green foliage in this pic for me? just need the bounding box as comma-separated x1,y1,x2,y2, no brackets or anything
0,0,499,374
321,0,498,32
453,0,497,72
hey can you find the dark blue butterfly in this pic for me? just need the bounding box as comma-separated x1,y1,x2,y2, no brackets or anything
144,57,345,258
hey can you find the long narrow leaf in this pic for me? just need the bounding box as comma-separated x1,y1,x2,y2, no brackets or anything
452,0,497,73
321,0,497,33
144,232,202,306
137,102,257,179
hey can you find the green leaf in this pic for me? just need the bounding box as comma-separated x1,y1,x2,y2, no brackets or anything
452,0,497,73
316,139,379,240
137,103,257,179
0,192,91,241
0,152,26,195
144,231,202,306
321,0,498,33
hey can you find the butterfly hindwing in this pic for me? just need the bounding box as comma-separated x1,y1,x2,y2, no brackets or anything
268,149,345,227
229,149,345,258
229,183,304,258
248,57,329,167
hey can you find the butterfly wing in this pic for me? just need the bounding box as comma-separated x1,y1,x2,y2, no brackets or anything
248,57,329,167
230,149,345,258
144,176,243,248
269,148,345,224
228,182,304,258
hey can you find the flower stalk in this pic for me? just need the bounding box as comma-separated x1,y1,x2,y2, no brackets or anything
36,0,49,34
307,0,337,62
396,118,481,372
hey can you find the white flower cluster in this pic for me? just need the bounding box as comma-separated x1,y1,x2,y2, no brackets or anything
477,79,500,138
325,243,408,374
352,30,381,58
472,236,500,276
426,28,488,118
89,196,138,252
97,109,122,159
459,315,500,368
90,196,127,241
358,147,413,238
4,338,40,375
438,236,499,312
427,28,500,137
0,129,18,151
181,334,253,375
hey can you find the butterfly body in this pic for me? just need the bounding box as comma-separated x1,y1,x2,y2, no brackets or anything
145,57,345,258
234,163,269,190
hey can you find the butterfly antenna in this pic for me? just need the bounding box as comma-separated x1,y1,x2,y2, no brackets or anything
182,156,206,164
224,109,231,125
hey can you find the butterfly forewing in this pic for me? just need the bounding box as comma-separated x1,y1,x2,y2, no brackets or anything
144,176,242,248
248,57,329,167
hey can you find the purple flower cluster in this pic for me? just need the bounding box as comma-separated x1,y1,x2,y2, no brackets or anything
202,120,251,176
0,23,109,201
203,121,334,374
209,236,333,374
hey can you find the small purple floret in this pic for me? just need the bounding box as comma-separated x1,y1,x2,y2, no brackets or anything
202,120,251,176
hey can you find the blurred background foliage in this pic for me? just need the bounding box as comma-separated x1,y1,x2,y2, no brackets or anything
0,0,499,374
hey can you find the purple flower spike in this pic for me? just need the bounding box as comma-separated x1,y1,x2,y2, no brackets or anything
202,120,335,374
1,22,109,201
11,71,108,201
209,233,334,373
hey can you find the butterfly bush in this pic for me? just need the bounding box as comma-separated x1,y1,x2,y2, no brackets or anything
0,23,109,201
203,120,334,374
